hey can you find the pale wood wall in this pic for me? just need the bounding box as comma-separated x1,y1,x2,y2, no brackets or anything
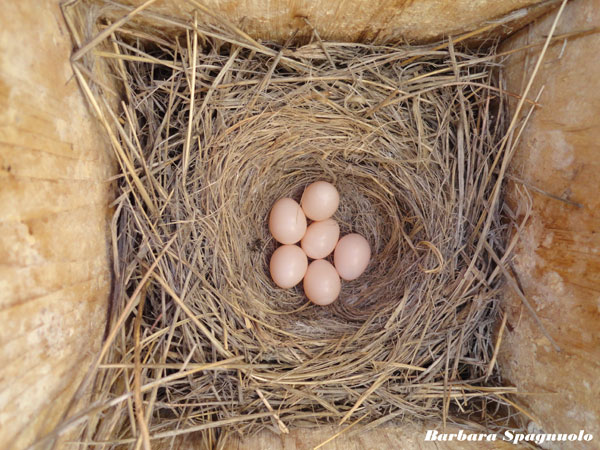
0,1,114,448
498,0,600,448
116,0,550,43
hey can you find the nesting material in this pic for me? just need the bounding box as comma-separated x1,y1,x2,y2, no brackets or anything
58,0,528,446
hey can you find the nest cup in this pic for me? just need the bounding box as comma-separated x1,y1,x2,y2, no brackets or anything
61,0,516,444
219,133,448,325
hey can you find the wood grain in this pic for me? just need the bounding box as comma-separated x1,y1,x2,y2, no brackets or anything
151,423,517,449
499,0,600,447
0,1,115,448
112,0,551,44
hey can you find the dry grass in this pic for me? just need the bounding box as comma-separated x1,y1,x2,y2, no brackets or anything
37,0,569,447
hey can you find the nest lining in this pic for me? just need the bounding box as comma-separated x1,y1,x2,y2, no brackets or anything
59,0,526,446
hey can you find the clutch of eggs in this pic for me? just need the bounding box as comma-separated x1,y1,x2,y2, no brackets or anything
268,181,371,306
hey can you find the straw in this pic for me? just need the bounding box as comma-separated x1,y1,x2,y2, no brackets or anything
46,0,556,446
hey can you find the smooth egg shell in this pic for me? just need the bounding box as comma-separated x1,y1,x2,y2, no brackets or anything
270,245,308,289
303,259,341,306
334,233,371,281
300,219,340,259
300,181,340,221
269,198,307,244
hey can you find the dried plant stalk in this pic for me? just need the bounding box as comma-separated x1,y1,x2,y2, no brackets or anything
50,0,538,447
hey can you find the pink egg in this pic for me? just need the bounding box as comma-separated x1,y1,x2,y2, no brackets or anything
270,245,308,289
269,198,307,244
334,233,371,281
303,259,341,306
300,181,339,221
300,219,340,259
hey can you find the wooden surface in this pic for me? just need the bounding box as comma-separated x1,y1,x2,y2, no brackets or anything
0,1,114,448
150,423,517,449
224,424,517,449
114,0,553,44
499,0,600,448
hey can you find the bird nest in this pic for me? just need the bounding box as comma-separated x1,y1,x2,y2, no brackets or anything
57,0,525,446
